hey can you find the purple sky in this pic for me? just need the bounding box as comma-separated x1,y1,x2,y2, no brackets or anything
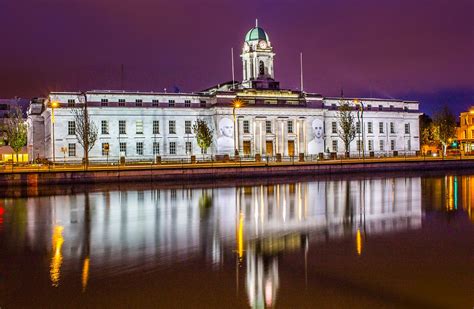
1,0,473,115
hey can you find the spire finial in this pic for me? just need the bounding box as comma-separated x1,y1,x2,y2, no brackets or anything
256,19,258,27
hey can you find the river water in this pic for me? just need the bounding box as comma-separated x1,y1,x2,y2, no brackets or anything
1,171,473,308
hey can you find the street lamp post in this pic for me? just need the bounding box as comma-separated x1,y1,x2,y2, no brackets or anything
232,99,242,156
50,101,59,165
354,99,365,158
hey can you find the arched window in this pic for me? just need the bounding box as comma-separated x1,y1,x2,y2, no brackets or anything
259,61,265,76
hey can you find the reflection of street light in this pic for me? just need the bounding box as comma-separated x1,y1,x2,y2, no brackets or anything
354,99,365,158
50,101,59,164
232,99,243,156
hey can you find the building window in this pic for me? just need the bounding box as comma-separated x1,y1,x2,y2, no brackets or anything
102,143,109,156
368,140,373,151
379,140,384,151
390,122,395,134
68,121,76,135
136,120,143,134
118,99,126,107
152,99,159,107
265,120,272,133
378,105,383,111
120,142,127,156
471,129,474,138
356,122,361,134
288,120,293,133
101,120,109,135
68,143,76,156
101,99,108,103
405,123,410,134
368,122,373,134
331,104,336,109
185,141,192,154
67,99,75,107
119,120,126,135
169,120,176,134
332,140,338,152
379,122,384,134
367,104,372,110
169,142,176,154
184,100,191,107
200,100,206,107
168,100,175,107
391,140,395,151
243,120,250,133
153,120,160,134
101,101,108,107
407,140,411,151
389,105,394,110
153,142,160,155
404,106,408,111
136,142,143,155
135,99,142,107
331,122,337,134
185,120,192,134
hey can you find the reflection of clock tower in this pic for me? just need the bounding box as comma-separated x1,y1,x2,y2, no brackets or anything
241,21,280,90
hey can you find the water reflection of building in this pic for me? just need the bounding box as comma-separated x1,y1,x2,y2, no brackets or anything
10,176,426,295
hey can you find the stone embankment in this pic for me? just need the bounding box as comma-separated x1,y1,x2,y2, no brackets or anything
1,158,474,187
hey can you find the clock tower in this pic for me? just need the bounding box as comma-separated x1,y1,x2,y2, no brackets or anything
241,22,279,90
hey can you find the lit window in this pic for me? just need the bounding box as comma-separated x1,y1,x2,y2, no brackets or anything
136,120,143,134
102,143,110,156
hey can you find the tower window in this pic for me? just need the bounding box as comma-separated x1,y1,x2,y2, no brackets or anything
259,61,265,76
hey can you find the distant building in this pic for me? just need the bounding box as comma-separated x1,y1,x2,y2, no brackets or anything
456,107,474,154
28,24,421,163
0,98,29,146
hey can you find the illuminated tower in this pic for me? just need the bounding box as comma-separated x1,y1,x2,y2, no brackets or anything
241,21,279,89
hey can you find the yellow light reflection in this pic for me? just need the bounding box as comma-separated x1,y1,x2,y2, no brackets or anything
50,225,64,287
237,212,244,261
82,257,90,292
356,229,362,256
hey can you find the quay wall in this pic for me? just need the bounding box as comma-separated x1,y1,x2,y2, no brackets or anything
1,159,474,187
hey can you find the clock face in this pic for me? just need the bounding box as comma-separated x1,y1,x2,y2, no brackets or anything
258,40,268,49
243,43,250,52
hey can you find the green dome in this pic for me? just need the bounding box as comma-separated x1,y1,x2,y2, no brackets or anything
245,27,269,42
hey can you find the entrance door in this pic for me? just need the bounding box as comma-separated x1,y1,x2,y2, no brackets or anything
266,141,273,156
288,141,295,157
243,141,251,156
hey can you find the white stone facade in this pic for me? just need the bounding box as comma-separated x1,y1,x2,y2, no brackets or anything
27,25,421,163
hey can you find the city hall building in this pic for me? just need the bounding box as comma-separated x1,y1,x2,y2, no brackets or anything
28,25,421,162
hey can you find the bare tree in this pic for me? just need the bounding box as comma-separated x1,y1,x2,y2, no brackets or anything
337,101,356,157
74,93,98,165
192,119,213,156
433,105,457,156
3,107,27,162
